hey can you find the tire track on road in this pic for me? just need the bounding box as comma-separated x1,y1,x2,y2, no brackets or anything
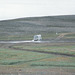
9,46,75,57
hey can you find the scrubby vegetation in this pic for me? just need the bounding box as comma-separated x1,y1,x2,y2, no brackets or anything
0,15,75,40
0,15,75,74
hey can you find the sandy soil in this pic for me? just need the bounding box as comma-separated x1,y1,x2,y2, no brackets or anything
0,67,75,75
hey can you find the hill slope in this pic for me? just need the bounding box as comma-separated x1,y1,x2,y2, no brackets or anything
0,15,75,40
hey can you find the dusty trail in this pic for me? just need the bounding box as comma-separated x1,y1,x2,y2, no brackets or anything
0,32,75,57
56,32,75,40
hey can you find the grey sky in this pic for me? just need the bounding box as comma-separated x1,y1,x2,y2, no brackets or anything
0,0,75,20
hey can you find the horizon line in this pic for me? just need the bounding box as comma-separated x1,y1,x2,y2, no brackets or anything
0,14,75,21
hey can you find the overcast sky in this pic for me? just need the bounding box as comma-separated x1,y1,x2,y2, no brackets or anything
0,0,75,20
